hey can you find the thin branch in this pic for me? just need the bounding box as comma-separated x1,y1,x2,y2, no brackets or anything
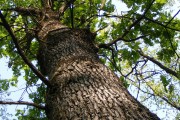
144,16,180,31
99,35,148,48
99,0,155,47
7,7,41,26
99,51,124,77
138,50,179,79
145,84,180,111
125,63,137,78
0,11,51,87
95,14,131,19
135,84,180,111
166,10,180,26
161,96,180,111
121,0,155,38
134,67,141,99
0,101,45,110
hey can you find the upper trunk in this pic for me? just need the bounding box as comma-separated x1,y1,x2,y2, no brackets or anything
37,23,160,119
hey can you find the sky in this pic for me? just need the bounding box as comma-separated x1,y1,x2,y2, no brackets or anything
0,0,180,119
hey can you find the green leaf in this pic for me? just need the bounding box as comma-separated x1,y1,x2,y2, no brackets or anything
168,84,174,94
156,0,167,4
160,75,170,92
0,79,9,91
120,76,129,88
160,75,168,86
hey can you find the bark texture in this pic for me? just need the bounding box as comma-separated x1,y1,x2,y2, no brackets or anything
38,24,160,119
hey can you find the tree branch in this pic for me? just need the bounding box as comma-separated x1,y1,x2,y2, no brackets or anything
146,83,180,111
59,0,76,16
0,101,45,110
166,10,180,27
0,11,51,87
161,96,180,111
135,85,180,111
138,50,179,79
9,7,41,16
99,0,155,47
41,0,52,9
99,35,148,48
144,16,180,31
121,0,155,38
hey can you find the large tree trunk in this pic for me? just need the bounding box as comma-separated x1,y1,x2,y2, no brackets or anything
37,21,160,119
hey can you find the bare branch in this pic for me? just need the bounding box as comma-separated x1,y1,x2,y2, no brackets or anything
138,50,179,79
166,10,180,26
99,35,148,48
0,101,45,110
0,11,51,87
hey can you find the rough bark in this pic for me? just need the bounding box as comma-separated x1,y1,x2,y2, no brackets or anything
37,22,160,119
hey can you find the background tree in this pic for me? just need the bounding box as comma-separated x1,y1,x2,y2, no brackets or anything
0,0,179,119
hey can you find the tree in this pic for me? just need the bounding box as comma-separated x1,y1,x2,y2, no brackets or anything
0,0,179,119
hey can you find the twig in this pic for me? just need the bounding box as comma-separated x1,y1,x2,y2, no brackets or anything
166,10,180,26
0,11,51,87
99,35,148,49
0,100,45,110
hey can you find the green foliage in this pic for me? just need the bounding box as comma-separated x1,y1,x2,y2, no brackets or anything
156,0,167,4
120,76,130,88
160,75,170,92
0,76,18,92
0,0,180,119
175,113,180,120
15,108,47,120
0,79,9,91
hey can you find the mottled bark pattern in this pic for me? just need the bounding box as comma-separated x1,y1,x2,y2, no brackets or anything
41,29,98,77
39,28,159,119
